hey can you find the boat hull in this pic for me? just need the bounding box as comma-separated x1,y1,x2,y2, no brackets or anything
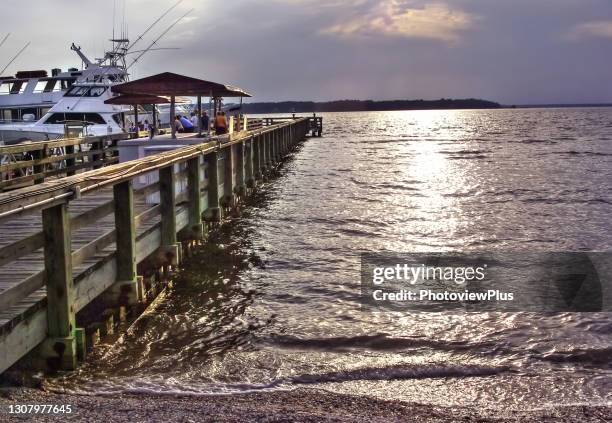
0,129,64,145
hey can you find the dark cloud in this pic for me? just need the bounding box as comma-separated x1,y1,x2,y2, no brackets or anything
1,0,611,104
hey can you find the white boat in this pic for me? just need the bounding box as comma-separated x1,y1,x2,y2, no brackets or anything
0,43,132,144
0,43,128,124
0,80,130,144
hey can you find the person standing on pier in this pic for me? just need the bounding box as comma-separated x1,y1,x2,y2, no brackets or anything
174,116,184,133
144,119,154,139
190,111,199,129
201,110,209,132
215,111,228,135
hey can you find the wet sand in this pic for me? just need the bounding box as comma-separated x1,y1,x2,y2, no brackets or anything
0,387,609,422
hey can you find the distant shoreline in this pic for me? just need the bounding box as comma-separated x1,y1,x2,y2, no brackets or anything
236,99,612,113
238,99,500,113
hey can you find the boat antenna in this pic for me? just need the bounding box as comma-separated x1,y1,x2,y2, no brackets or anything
112,0,116,43
101,0,181,68
0,41,31,75
127,8,193,70
126,0,183,53
0,33,9,49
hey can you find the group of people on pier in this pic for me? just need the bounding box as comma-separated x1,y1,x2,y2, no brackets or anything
172,110,229,135
127,108,234,139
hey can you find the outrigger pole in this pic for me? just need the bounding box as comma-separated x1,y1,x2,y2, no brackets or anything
0,41,31,75
0,33,9,49
127,8,194,70
126,0,184,52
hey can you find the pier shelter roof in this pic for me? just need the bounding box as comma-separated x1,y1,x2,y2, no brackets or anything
111,72,251,98
104,94,190,105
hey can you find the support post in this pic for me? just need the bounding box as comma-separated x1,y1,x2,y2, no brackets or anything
41,203,77,370
187,157,204,239
263,132,270,169
170,95,176,139
263,132,270,173
65,145,76,176
253,134,261,181
270,131,276,165
204,151,221,222
105,181,140,306
221,146,234,208
245,137,255,188
280,128,285,158
92,140,104,170
159,166,179,265
197,95,202,137
33,147,46,184
133,105,139,136
235,141,246,197
152,104,157,135
286,126,290,153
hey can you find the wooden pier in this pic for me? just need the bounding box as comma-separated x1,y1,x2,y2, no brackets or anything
0,134,125,191
0,116,316,374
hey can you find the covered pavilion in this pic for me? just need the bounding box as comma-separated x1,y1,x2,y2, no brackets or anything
109,72,251,138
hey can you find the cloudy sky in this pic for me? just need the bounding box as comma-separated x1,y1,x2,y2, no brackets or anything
2,0,612,104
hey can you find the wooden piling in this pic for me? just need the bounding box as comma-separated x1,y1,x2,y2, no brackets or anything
33,147,46,184
235,140,246,197
41,203,77,370
252,135,261,181
187,157,204,239
65,145,76,176
159,166,179,265
204,151,221,222
222,146,234,207
107,180,140,306
245,137,255,188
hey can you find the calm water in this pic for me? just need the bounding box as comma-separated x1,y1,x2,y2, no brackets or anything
52,109,612,410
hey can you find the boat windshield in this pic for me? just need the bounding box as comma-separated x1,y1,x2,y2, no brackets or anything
64,86,107,97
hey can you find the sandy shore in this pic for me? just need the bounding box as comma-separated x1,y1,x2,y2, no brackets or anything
0,387,609,422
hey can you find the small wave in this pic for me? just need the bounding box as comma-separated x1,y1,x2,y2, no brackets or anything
48,363,512,397
553,151,612,157
373,183,420,191
290,364,511,384
266,333,498,353
511,139,557,144
439,149,491,155
522,198,612,205
534,347,612,366
447,155,487,160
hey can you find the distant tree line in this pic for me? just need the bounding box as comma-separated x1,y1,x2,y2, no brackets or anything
236,99,501,113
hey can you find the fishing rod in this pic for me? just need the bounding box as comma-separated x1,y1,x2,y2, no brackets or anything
72,4,192,111
0,41,31,75
128,8,193,70
126,47,180,55
0,33,9,49
100,0,182,69
126,0,183,53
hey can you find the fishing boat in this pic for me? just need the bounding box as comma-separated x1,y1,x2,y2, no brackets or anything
0,2,194,144
0,43,129,124
0,42,133,144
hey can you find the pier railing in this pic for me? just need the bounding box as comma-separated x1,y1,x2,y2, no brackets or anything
264,115,322,137
0,116,313,374
0,134,125,191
